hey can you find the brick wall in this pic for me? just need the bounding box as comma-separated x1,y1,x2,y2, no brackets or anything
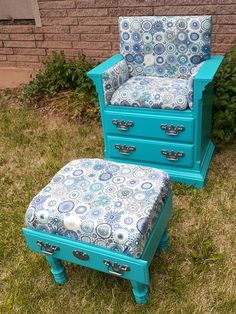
0,0,235,68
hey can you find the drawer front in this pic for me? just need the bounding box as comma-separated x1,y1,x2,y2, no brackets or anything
107,136,194,168
105,111,194,143
23,228,149,284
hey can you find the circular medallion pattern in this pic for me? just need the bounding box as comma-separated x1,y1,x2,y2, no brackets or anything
113,228,129,244
118,16,211,81
136,218,149,235
26,206,35,222
25,159,171,259
81,220,94,233
142,20,152,31
35,209,49,224
58,200,74,213
89,182,104,192
99,172,112,181
141,182,153,190
64,230,78,240
75,205,88,215
96,223,112,239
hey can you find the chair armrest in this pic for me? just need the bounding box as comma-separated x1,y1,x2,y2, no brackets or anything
193,56,224,110
194,56,224,83
87,53,129,105
87,53,124,78
187,61,206,109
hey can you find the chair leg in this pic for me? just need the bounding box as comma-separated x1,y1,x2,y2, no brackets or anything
130,281,149,304
45,255,67,284
158,228,169,251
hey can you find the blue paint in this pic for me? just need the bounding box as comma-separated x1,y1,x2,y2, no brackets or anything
107,136,194,168
105,109,194,143
88,54,124,155
158,229,169,251
22,194,173,304
141,194,172,264
88,55,224,188
45,255,67,284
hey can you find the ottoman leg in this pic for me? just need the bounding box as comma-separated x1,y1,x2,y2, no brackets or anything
130,281,149,304
158,228,169,251
45,255,67,284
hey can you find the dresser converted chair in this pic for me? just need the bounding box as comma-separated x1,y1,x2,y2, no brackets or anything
88,16,224,188
23,158,173,304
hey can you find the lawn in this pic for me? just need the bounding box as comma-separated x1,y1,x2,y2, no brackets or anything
0,95,235,314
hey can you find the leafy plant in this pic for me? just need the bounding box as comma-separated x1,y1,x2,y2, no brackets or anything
189,234,224,273
213,43,236,149
23,52,99,122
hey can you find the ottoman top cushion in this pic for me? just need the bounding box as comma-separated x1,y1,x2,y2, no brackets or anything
25,159,171,258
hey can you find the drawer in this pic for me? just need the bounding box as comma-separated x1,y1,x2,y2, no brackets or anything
23,228,149,284
107,136,194,168
105,110,194,143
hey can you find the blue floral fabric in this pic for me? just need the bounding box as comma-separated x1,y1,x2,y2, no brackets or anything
111,76,191,110
25,159,171,259
119,16,211,78
187,61,204,109
100,16,210,110
102,59,129,105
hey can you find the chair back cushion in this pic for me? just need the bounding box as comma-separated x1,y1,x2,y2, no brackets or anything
119,16,211,78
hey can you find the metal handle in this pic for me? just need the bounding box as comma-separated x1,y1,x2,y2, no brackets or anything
103,260,130,276
115,144,136,156
112,119,134,131
73,250,89,261
160,124,185,136
37,240,59,255
161,149,185,161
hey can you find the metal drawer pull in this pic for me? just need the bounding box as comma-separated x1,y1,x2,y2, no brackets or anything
73,250,89,261
112,119,135,131
160,124,185,136
161,149,185,161
114,144,136,156
37,240,60,256
103,260,130,276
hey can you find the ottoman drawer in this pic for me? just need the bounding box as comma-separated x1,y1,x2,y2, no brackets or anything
105,111,194,143
107,136,194,168
23,228,149,284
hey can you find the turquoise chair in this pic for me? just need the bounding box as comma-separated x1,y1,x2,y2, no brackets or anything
88,16,224,188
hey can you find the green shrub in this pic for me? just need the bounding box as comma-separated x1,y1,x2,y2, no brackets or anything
213,44,236,149
23,52,99,122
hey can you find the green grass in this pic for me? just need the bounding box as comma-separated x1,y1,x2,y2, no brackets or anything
0,97,235,314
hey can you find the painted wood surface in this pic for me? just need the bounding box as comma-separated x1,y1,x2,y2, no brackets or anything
23,194,173,304
88,55,224,188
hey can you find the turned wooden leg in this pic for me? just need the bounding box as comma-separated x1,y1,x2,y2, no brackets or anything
45,255,67,284
158,228,169,251
130,281,149,304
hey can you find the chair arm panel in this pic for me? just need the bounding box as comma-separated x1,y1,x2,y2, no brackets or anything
194,56,224,83
87,53,129,105
87,54,124,78
193,56,224,108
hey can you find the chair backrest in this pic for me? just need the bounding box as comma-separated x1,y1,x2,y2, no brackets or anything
119,16,212,79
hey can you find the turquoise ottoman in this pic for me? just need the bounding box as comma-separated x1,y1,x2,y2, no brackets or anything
23,158,173,304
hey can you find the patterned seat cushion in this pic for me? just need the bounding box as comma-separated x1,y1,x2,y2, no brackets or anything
25,159,171,259
111,76,191,110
